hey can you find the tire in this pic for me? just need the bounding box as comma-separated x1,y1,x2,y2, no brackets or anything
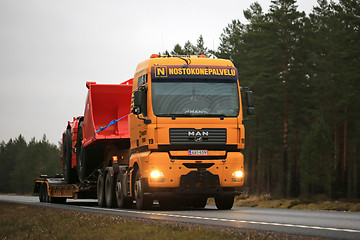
116,173,132,208
76,121,87,182
43,184,56,203
97,172,106,207
39,183,46,202
134,170,152,210
105,171,117,208
44,184,50,203
63,129,77,183
192,198,207,209
215,196,234,210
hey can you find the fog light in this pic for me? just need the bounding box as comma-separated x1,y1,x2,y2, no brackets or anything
150,170,164,179
150,170,165,183
232,170,244,178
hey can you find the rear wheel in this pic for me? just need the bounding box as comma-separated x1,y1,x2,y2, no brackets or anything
105,171,117,208
116,173,132,208
97,172,106,207
215,196,234,210
134,170,152,210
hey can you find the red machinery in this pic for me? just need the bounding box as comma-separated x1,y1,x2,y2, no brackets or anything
61,79,133,183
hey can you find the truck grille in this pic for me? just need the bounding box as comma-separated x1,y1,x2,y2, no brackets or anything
169,128,226,145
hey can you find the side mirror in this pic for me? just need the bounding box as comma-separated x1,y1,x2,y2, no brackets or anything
246,90,254,115
133,89,147,117
132,87,151,124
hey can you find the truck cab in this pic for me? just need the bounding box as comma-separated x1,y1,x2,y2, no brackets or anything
129,54,249,209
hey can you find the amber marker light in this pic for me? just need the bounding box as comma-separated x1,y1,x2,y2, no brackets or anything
150,54,160,58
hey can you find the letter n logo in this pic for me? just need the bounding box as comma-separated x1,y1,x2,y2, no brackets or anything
155,66,167,77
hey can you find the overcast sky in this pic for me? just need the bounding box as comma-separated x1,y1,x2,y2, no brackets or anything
0,0,318,145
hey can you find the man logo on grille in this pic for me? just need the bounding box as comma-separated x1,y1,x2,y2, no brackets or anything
195,136,203,142
188,131,208,142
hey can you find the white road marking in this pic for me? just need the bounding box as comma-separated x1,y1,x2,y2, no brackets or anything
82,206,360,234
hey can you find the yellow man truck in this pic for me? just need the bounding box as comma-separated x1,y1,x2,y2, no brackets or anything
34,54,254,210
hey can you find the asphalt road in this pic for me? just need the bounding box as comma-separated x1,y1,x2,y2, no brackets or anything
1,195,360,239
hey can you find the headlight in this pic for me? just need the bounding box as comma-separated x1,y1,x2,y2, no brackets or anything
150,170,164,179
232,170,244,178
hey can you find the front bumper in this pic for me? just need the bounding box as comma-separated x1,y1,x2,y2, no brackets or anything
141,169,242,199
142,151,244,188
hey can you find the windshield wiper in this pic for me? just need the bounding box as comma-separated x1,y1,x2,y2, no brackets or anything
157,113,194,118
195,114,228,119
157,113,230,119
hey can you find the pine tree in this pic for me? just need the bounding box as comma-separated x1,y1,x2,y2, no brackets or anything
171,44,186,55
265,0,307,197
195,35,210,57
0,135,61,193
216,19,245,65
171,36,211,56
307,0,360,198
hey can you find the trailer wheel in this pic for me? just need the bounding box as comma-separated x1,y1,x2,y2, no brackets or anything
116,173,132,208
134,170,152,210
97,172,106,207
43,184,51,203
39,183,46,202
63,128,77,183
42,184,56,203
105,171,117,208
215,196,234,210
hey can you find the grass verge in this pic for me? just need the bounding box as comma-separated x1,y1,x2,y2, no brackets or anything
0,202,321,240
228,195,360,212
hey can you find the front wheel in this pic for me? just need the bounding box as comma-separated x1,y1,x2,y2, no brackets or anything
134,170,152,210
215,196,234,210
192,198,207,209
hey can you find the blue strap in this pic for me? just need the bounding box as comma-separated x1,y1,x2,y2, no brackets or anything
95,114,129,133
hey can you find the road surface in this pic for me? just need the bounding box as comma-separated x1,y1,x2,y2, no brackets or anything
1,195,360,239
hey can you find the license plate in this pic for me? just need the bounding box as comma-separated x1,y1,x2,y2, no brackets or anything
189,150,208,156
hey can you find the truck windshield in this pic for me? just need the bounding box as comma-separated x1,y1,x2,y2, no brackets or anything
152,79,239,117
